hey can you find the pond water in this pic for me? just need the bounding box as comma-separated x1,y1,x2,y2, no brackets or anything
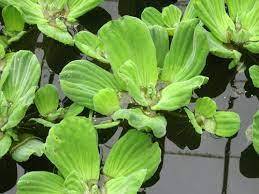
1,0,259,194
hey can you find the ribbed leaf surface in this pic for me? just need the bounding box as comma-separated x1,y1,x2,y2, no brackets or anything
249,65,259,88
252,110,259,153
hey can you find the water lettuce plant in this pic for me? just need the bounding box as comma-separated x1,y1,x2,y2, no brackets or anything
247,111,259,154
194,0,259,69
249,65,259,88
141,1,196,35
32,84,84,127
0,50,43,161
60,16,209,138
17,116,161,194
0,0,103,45
184,97,240,137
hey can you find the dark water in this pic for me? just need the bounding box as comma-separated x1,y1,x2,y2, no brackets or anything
1,0,259,194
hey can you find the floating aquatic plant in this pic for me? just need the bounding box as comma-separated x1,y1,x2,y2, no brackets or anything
60,16,209,137
246,111,259,154
184,97,240,137
194,0,259,69
0,0,103,45
0,50,43,161
17,116,161,194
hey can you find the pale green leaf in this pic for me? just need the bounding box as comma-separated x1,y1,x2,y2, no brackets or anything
11,138,44,162
105,169,146,194
226,0,255,20
141,7,164,26
112,109,167,138
182,0,196,21
149,25,169,68
252,110,259,153
74,31,108,63
195,97,217,118
93,88,120,116
17,171,64,194
67,0,103,22
249,65,259,88
152,76,208,111
0,44,5,59
103,129,161,181
184,108,203,134
94,121,120,129
244,41,259,54
45,117,100,182
2,5,24,35
0,134,12,158
213,111,240,137
98,16,158,88
30,118,55,127
161,19,209,82
63,171,86,193
64,103,84,118
194,0,235,43
35,84,59,117
0,91,8,118
60,60,120,110
162,5,182,28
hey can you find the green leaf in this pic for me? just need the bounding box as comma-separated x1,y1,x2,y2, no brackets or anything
0,44,5,59
244,41,259,54
103,129,161,181
149,25,169,68
152,76,208,111
2,5,24,35
205,30,242,69
184,108,203,134
94,121,120,129
0,133,12,158
112,109,167,138
67,0,103,22
37,21,74,46
64,103,84,118
213,111,240,137
0,91,8,118
194,0,235,43
35,84,59,117
63,171,86,193
226,0,255,20
93,88,120,116
249,65,259,88
98,16,158,88
11,137,44,162
30,118,55,128
195,97,217,118
182,0,196,21
17,171,64,194
105,169,146,194
161,19,209,82
45,117,100,182
74,31,108,63
11,0,47,24
60,60,120,110
162,5,182,28
141,7,164,26
252,110,259,153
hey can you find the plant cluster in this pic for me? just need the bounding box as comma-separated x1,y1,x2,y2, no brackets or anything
0,0,259,193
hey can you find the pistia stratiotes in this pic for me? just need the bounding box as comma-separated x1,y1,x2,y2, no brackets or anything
60,16,210,138
194,0,259,69
17,116,161,194
0,0,103,45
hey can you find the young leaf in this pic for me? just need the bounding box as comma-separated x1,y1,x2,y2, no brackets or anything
244,41,259,54
0,134,12,158
11,138,44,162
45,117,100,182
67,0,104,22
161,5,182,28
141,7,164,26
249,65,259,88
74,31,108,63
60,60,120,110
161,19,209,82
182,0,196,21
184,108,203,134
252,111,259,153
17,171,64,194
213,111,240,137
105,169,147,194
103,130,161,181
34,84,59,117
195,97,217,118
30,118,55,128
93,88,120,116
98,16,158,88
152,76,208,111
194,0,235,43
112,109,167,138
2,5,24,35
64,103,84,118
226,0,255,20
149,25,169,68
63,171,86,193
